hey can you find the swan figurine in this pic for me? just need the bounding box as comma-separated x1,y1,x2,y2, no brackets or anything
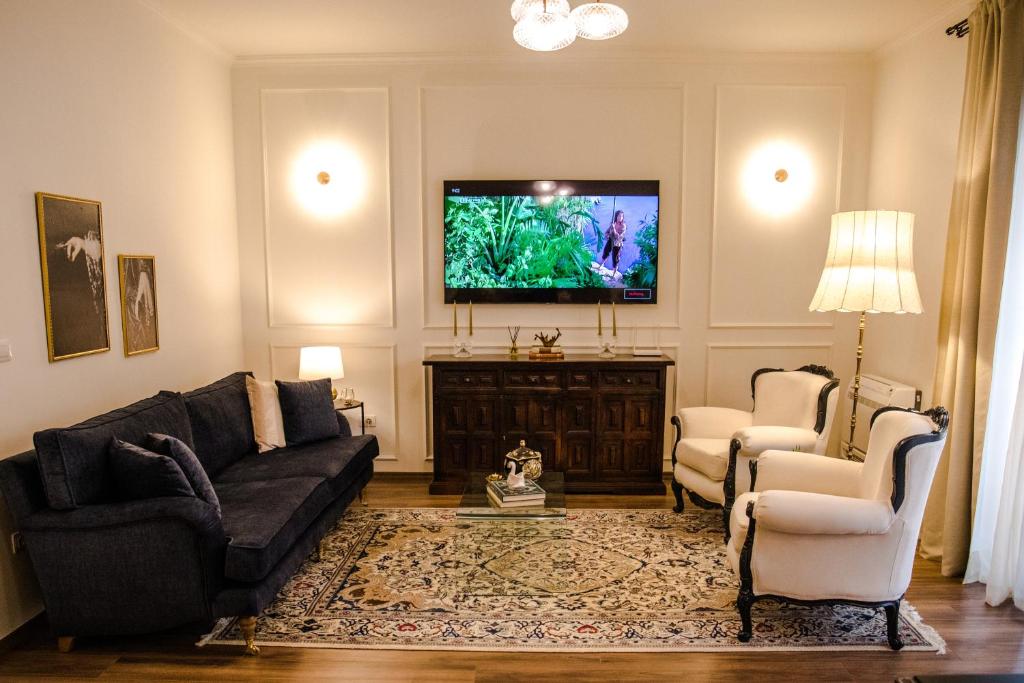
506,460,527,490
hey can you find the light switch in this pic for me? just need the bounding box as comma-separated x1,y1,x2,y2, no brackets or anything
0,339,12,363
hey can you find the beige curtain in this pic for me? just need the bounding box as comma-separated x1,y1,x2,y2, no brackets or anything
921,0,1024,576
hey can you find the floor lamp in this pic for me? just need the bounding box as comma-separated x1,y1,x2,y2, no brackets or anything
809,210,923,458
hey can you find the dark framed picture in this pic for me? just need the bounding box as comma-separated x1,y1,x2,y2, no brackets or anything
118,255,159,356
35,192,110,362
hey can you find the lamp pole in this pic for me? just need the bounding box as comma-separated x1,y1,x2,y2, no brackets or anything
847,311,867,459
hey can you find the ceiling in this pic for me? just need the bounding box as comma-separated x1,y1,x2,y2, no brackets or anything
145,0,964,59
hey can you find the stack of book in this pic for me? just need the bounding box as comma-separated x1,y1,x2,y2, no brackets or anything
486,478,546,508
528,345,564,360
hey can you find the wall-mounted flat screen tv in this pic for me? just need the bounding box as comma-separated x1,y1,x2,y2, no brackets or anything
444,180,660,304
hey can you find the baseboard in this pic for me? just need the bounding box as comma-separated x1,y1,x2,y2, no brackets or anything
370,472,433,482
0,611,46,654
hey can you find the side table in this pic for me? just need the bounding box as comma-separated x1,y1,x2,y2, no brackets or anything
335,399,365,435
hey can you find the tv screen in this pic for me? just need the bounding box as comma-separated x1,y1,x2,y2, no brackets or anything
444,180,659,304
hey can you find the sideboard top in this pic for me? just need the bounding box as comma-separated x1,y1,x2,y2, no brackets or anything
423,353,674,367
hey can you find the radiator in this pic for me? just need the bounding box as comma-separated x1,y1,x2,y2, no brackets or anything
842,374,922,461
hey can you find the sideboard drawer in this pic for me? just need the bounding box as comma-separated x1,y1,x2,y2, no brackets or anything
599,370,660,391
438,369,499,391
504,371,562,389
568,371,593,389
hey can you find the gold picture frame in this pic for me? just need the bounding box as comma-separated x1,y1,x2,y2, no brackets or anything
35,192,110,362
117,255,159,356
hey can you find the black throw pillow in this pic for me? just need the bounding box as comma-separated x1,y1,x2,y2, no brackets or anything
146,433,221,516
275,378,340,446
108,437,196,502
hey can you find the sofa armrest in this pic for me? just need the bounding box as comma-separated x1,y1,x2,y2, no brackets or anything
19,497,226,637
22,496,224,539
755,450,862,497
335,409,353,437
677,406,752,439
734,426,819,456
754,489,894,535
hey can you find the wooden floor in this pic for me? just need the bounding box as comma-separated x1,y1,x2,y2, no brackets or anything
2,474,1023,682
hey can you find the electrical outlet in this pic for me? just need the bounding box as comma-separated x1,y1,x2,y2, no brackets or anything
363,415,377,428
9,531,24,555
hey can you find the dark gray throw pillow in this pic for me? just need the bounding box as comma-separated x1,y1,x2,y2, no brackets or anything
108,438,196,502
275,378,340,446
146,433,221,516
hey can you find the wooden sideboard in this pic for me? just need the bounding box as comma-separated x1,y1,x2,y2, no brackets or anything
423,354,675,495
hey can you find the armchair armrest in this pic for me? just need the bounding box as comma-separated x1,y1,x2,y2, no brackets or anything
733,426,818,456
753,490,894,535
755,450,862,497
677,406,752,439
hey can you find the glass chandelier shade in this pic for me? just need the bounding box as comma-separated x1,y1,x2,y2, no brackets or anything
571,2,629,40
513,8,577,51
510,0,570,22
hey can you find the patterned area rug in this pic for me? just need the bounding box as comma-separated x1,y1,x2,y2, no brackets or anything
202,508,945,652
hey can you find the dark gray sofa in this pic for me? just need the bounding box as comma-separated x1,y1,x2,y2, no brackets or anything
0,371,379,655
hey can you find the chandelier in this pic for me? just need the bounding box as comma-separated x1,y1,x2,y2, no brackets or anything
511,0,628,52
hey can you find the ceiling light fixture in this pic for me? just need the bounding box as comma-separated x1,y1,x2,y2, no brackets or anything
511,0,628,52
513,0,577,52
571,1,629,41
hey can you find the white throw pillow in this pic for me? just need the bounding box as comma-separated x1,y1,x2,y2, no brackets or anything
245,375,286,453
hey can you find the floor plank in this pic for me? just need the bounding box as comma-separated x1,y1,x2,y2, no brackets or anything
2,474,1023,682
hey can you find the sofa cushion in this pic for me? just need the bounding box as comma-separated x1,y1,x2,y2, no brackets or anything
678,438,730,481
275,379,339,446
184,372,256,477
215,435,379,488
33,391,194,510
108,438,195,501
147,433,221,516
215,476,334,583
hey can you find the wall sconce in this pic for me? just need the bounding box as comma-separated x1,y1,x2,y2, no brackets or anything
291,141,366,219
742,141,813,218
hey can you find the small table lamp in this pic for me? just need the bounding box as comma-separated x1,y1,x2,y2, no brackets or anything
809,210,922,457
298,346,345,400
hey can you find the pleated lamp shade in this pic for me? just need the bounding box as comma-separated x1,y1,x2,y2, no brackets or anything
809,210,923,314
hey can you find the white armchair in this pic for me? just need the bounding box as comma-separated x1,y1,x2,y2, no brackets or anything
670,365,840,539
726,406,949,650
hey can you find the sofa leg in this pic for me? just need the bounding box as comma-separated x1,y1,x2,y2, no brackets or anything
56,636,76,653
237,616,260,656
359,489,367,506
670,479,685,514
884,601,904,651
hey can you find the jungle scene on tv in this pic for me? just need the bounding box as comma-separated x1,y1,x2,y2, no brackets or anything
444,194,659,291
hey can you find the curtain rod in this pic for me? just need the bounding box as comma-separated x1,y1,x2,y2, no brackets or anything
946,18,969,38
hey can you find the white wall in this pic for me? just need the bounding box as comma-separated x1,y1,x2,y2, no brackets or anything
0,0,243,639
232,54,875,472
861,5,970,405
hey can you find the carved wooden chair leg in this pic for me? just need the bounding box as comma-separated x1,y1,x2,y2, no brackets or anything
56,636,76,653
736,593,755,643
237,616,260,656
670,479,685,513
884,601,904,650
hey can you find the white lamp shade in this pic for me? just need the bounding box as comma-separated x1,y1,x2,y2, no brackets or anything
809,210,923,314
571,2,629,40
511,0,570,21
298,346,345,380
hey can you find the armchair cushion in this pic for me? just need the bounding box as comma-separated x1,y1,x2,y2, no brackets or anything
33,391,194,509
755,450,862,497
677,438,730,480
733,426,818,455
678,406,751,439
754,490,894,535
108,438,196,502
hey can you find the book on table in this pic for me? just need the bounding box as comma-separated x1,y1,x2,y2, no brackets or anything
487,478,546,504
486,489,548,508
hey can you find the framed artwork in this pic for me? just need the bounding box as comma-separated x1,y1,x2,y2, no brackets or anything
35,192,110,362
118,255,159,356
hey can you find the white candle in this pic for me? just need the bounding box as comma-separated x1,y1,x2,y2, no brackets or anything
597,301,603,336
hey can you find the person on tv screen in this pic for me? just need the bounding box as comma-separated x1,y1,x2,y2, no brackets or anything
598,209,627,279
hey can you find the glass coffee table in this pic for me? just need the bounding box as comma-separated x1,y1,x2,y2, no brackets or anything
456,471,566,520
